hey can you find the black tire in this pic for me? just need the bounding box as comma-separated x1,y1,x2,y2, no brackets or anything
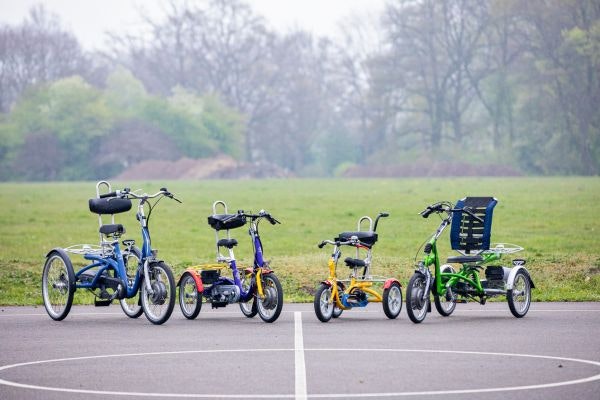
240,297,258,318
314,283,334,322
141,261,176,325
42,250,75,321
382,282,403,319
508,270,532,318
240,271,258,318
434,266,457,317
406,272,429,324
120,246,144,318
257,273,283,323
179,272,202,319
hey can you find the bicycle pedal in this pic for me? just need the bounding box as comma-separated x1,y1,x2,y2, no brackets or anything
94,299,112,307
456,299,468,304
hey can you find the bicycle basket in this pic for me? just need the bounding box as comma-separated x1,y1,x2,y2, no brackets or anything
207,214,246,231
201,269,220,284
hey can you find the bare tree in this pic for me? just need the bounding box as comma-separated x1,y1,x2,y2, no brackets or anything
0,5,89,112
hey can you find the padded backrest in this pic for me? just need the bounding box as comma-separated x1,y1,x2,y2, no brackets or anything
89,198,132,215
450,197,497,254
207,214,246,231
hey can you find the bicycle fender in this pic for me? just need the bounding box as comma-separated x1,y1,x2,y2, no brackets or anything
45,247,72,260
45,248,75,289
177,269,204,293
383,278,401,289
321,279,334,287
506,266,535,290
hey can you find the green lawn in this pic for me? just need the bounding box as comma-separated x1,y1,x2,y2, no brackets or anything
0,177,599,305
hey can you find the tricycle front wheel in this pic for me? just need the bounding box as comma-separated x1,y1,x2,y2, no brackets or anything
314,283,335,322
141,262,175,325
257,274,283,323
406,272,429,324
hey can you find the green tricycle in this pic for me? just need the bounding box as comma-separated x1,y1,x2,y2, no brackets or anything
406,197,534,323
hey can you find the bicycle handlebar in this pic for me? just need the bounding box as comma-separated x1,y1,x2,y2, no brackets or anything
223,209,281,225
103,188,181,203
318,237,366,249
419,201,483,223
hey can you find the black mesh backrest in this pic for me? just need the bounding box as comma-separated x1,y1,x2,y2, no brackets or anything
450,197,497,254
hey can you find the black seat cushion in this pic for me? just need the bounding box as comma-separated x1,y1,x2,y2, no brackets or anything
89,198,132,215
99,224,125,236
344,257,366,268
208,214,246,231
446,255,483,264
335,231,378,247
217,238,238,249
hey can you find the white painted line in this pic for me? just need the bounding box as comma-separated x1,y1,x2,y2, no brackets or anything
0,348,598,398
294,311,307,400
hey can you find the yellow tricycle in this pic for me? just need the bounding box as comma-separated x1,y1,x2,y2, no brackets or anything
313,212,402,322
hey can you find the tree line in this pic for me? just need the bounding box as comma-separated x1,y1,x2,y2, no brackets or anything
1,0,598,180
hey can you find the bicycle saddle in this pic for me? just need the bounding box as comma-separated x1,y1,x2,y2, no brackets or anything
446,255,483,264
344,257,366,268
217,238,238,249
99,224,125,236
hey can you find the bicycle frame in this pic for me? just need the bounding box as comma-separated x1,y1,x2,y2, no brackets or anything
75,182,163,299
417,204,510,302
187,202,277,302
324,243,388,310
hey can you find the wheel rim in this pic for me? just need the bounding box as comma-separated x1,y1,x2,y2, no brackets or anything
387,285,402,315
410,277,428,319
257,277,279,319
319,287,334,319
240,299,254,314
121,252,141,315
142,266,172,321
179,275,198,316
512,274,530,314
43,255,70,319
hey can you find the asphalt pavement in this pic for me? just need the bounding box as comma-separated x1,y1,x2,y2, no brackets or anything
0,302,599,399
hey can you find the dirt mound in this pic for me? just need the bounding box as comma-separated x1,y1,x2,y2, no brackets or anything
342,161,522,177
112,155,291,180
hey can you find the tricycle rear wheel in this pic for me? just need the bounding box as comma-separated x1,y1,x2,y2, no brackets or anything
507,270,531,318
434,266,457,317
382,282,403,319
179,272,202,319
42,251,75,321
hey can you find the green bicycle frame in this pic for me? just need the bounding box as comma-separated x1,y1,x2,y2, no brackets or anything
422,224,502,298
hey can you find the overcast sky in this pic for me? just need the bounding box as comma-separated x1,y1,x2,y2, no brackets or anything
0,0,384,50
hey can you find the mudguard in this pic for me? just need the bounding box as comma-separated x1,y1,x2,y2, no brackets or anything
45,248,76,290
177,268,204,293
383,278,401,289
506,266,535,290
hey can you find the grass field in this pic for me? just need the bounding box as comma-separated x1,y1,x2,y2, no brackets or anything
0,177,599,305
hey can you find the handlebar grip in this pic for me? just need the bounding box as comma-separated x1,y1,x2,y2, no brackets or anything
99,191,117,199
318,241,326,249
420,207,433,218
